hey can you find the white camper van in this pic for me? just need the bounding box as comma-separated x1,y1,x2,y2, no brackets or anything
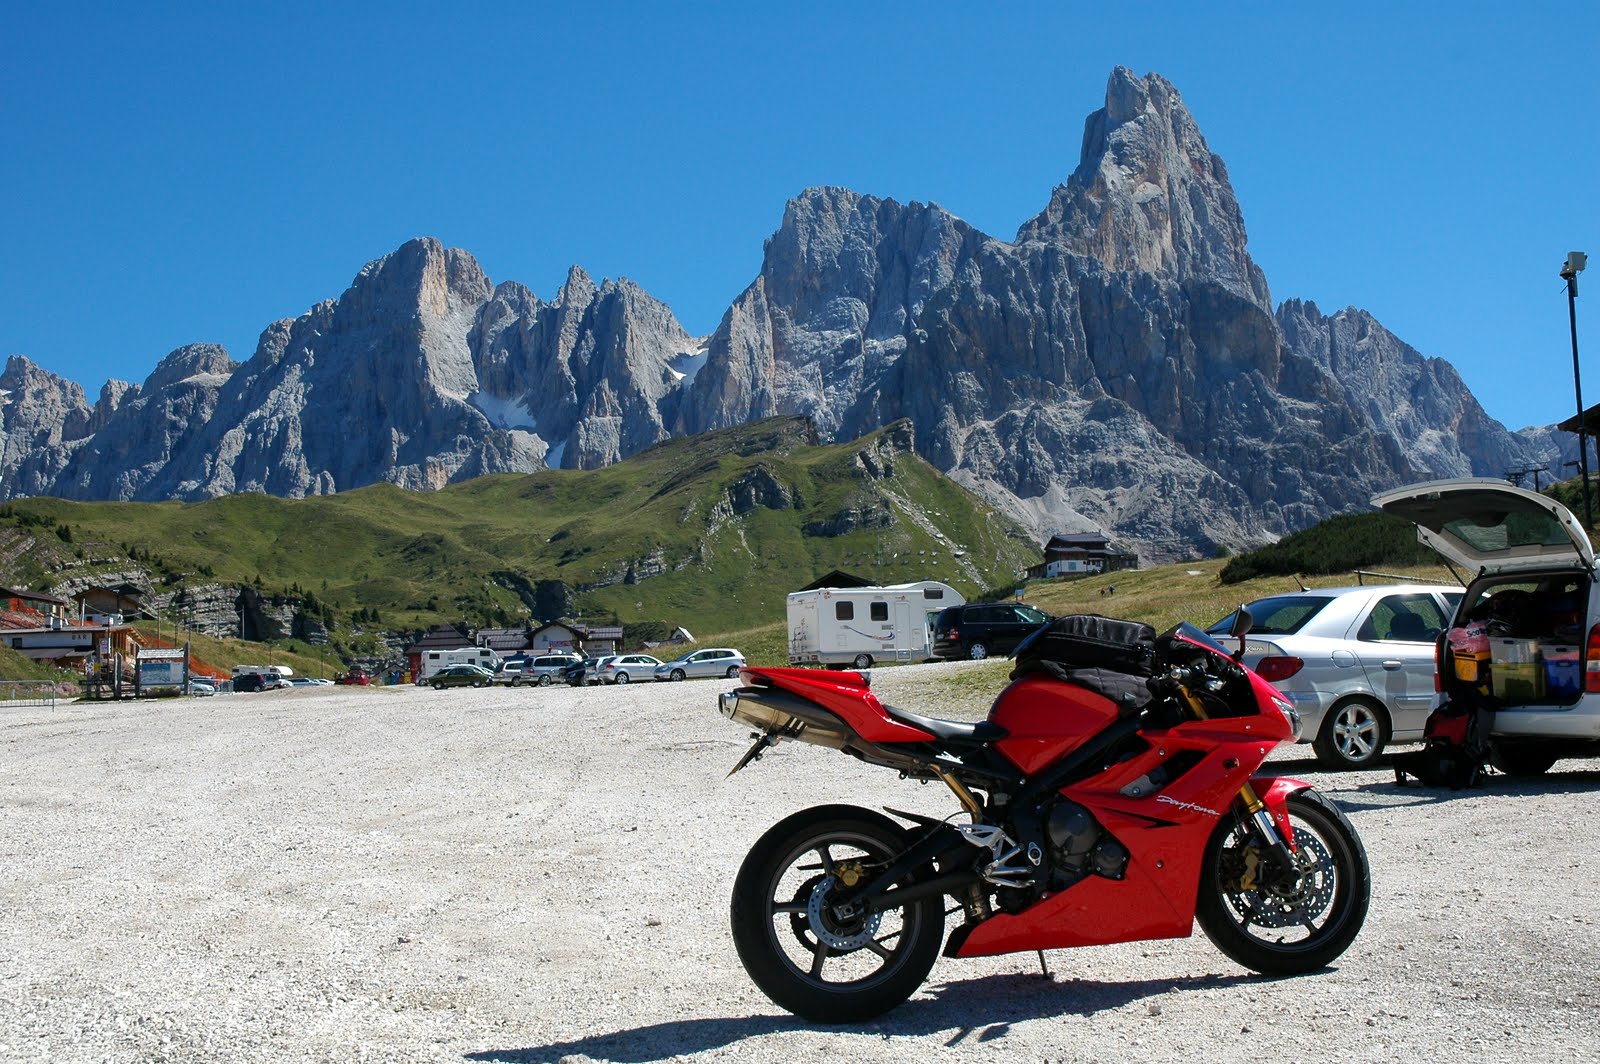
787,581,964,669
417,646,501,682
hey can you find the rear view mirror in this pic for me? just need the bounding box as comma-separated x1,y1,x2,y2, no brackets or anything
1230,605,1254,661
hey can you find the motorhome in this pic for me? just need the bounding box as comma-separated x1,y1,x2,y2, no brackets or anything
417,646,501,682
786,581,964,669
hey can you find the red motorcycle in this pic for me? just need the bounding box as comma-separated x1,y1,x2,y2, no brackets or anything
718,613,1370,1020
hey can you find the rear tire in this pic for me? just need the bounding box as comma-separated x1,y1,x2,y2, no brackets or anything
538,675,552,687
1196,789,1370,974
851,654,873,670
967,643,989,661
730,805,944,1021
1313,698,1389,770
726,665,741,678
615,673,630,684
1490,743,1560,776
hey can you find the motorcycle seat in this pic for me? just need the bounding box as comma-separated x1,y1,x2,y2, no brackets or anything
882,704,1007,745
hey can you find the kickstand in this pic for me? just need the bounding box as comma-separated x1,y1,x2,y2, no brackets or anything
1036,949,1051,978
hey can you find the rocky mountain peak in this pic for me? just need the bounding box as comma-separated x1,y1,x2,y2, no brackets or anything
141,343,239,393
1018,66,1270,310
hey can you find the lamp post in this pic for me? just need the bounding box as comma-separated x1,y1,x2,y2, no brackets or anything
1563,251,1591,528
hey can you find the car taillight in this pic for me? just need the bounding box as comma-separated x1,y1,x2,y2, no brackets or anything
946,627,959,640
1586,624,1600,693
1253,656,1304,682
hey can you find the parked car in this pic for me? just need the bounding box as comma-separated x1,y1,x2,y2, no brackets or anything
524,653,584,686
429,663,495,689
1375,477,1600,775
494,656,533,686
932,602,1053,660
654,648,746,681
335,667,371,686
185,679,216,697
286,677,321,687
232,673,283,693
560,656,614,687
1206,583,1464,769
595,654,663,684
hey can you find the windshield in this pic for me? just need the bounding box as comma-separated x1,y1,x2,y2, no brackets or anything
1207,595,1333,636
1166,622,1234,658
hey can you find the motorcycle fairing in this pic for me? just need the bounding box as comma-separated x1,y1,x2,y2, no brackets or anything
949,724,1278,958
742,667,940,744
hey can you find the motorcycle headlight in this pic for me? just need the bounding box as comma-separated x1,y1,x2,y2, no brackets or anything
1273,695,1301,739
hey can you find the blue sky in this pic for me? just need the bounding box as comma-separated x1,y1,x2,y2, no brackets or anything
3,2,1597,432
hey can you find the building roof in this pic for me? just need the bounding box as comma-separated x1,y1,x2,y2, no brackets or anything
1044,532,1112,549
0,586,69,606
404,624,475,655
582,625,624,641
797,570,875,592
475,627,530,651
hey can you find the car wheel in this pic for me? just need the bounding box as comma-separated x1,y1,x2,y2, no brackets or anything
538,675,552,687
726,665,741,678
511,678,521,687
475,680,486,688
967,643,989,661
1490,743,1560,776
1313,698,1389,770
851,654,873,670
671,669,686,682
615,673,629,684
432,682,444,690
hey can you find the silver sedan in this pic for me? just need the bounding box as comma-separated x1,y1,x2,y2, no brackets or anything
1208,584,1463,769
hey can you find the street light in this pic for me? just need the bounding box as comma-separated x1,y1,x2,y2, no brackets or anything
1563,251,1591,528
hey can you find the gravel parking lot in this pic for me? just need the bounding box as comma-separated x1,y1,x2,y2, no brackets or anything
4,666,1600,1063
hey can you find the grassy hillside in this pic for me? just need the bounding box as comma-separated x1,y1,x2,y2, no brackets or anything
0,418,1037,645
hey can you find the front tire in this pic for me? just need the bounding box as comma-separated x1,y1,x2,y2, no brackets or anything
730,805,944,1022
670,669,686,682
851,654,873,670
1196,789,1370,974
1313,698,1389,770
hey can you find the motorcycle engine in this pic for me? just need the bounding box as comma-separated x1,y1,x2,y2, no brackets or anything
1046,799,1129,884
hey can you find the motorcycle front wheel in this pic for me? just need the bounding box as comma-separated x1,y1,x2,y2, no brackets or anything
730,804,944,1022
1195,789,1370,974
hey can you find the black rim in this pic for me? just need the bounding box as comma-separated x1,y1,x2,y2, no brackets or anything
758,827,926,992
1211,806,1354,954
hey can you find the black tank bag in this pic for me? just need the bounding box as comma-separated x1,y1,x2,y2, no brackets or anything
1010,614,1157,715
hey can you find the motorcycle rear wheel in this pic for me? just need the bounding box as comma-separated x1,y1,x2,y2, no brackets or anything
1195,789,1370,974
730,805,944,1022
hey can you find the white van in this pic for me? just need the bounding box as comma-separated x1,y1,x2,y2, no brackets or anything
417,646,501,683
787,581,964,669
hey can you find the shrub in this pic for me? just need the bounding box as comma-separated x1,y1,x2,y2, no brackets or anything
1219,513,1439,585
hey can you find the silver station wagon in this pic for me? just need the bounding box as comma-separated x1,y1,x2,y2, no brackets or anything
1208,582,1463,769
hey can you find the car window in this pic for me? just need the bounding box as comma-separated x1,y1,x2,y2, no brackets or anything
836,601,854,621
870,602,888,621
1358,594,1450,642
1216,595,1335,636
1016,606,1048,624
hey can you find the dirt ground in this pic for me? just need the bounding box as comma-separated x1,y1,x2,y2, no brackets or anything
3,668,1599,1063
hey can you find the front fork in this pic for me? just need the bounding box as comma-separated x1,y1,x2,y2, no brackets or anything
1176,685,1301,882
